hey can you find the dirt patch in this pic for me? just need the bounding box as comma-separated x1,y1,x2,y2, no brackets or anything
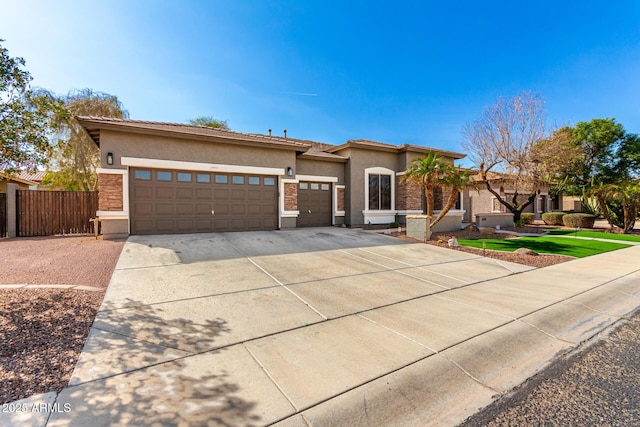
0,288,104,404
0,235,125,404
391,227,573,268
0,236,125,288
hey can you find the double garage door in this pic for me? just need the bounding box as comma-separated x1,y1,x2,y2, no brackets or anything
130,168,278,235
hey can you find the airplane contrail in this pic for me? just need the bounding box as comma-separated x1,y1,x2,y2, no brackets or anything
283,92,318,97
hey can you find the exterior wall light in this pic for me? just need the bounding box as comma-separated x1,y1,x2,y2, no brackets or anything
286,167,293,176
106,152,114,165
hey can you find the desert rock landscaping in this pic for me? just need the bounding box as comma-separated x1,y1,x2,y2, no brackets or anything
0,236,124,404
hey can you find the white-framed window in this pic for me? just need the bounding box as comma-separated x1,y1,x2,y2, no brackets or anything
364,167,395,211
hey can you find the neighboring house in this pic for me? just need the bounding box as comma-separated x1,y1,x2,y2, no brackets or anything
461,171,562,222
0,173,39,191
76,116,465,238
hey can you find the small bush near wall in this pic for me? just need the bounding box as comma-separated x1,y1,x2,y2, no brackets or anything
542,212,566,226
518,212,535,225
563,213,596,228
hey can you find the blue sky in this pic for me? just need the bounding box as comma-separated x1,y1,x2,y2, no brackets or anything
3,1,640,165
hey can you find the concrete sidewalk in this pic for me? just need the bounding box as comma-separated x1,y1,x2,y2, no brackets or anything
6,229,640,426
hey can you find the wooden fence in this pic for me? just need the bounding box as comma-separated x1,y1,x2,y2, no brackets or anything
16,190,98,237
0,193,6,237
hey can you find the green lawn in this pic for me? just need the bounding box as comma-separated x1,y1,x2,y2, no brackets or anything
545,229,640,243
457,236,630,258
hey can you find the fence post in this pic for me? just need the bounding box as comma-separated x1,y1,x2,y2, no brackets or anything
7,184,17,238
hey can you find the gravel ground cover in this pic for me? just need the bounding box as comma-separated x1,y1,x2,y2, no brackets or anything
0,236,124,404
460,310,640,426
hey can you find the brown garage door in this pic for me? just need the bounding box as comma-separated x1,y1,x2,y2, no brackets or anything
297,181,332,227
130,168,278,234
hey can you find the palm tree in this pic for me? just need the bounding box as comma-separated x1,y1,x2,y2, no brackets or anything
402,153,451,217
430,166,473,227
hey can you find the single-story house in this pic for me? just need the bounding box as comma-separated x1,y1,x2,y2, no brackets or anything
76,116,465,239
461,171,563,222
0,171,43,192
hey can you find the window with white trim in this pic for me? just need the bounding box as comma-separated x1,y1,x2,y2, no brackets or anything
368,174,392,210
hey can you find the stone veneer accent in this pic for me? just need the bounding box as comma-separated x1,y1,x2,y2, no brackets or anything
337,187,345,211
434,186,453,211
98,173,123,211
284,182,298,211
396,177,422,211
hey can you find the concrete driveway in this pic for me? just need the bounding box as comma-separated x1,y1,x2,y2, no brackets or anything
36,228,640,426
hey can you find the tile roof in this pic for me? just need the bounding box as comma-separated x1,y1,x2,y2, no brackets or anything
75,116,313,150
18,171,47,182
327,139,466,159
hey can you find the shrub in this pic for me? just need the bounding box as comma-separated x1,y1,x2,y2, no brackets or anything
562,213,596,228
389,221,401,228
518,212,535,226
542,212,566,226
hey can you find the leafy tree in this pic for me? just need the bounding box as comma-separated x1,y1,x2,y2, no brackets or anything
402,153,471,230
550,118,640,232
188,116,229,130
0,39,65,172
41,89,129,191
462,91,549,222
586,180,640,232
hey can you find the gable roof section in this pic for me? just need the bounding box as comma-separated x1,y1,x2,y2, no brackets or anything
0,173,38,186
18,171,47,182
298,142,349,162
327,139,466,159
75,116,313,151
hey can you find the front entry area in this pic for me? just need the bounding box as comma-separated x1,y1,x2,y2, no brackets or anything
129,168,278,234
297,181,332,227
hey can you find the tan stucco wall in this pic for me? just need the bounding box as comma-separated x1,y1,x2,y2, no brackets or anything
336,148,399,226
295,158,345,183
98,130,296,171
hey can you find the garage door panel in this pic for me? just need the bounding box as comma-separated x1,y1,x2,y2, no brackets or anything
176,188,194,199
134,203,153,216
130,167,277,234
231,204,246,215
133,187,153,199
195,188,213,199
176,204,193,215
214,188,230,200
195,204,212,215
155,203,174,216
155,187,174,199
176,219,194,231
155,220,175,232
231,190,245,200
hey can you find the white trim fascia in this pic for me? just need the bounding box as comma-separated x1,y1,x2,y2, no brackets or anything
335,211,345,217
296,174,339,183
97,211,129,220
281,211,300,218
362,210,398,215
121,157,285,176
97,168,127,175
396,210,423,215
395,171,406,176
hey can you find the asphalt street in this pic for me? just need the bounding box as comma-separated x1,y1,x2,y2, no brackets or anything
461,307,640,426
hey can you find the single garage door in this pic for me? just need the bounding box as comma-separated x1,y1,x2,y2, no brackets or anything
130,168,278,234
297,181,332,227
